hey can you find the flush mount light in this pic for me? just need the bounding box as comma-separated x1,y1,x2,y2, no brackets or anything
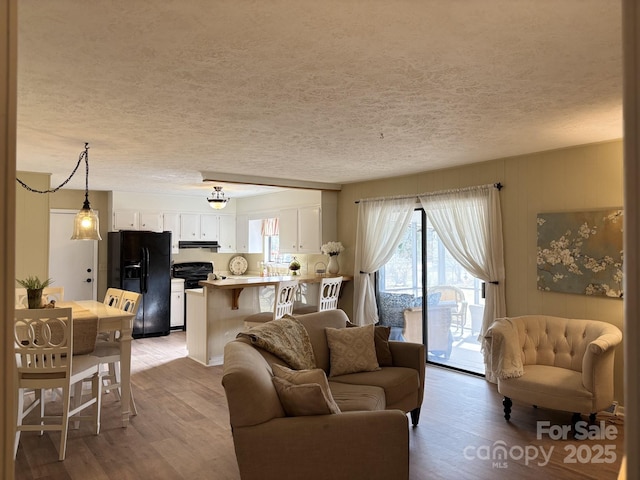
207,186,229,209
16,142,102,240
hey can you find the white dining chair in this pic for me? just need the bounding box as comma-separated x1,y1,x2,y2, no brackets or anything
293,276,343,314
244,280,299,328
14,308,102,461
103,288,124,308
42,286,64,304
92,290,141,415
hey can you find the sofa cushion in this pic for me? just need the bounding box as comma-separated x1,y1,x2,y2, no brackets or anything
326,324,380,377
347,321,394,367
328,382,386,412
329,367,420,407
272,364,340,414
272,377,337,416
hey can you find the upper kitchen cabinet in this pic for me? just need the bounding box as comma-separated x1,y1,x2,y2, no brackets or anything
218,214,236,253
180,213,201,240
139,212,163,231
199,214,219,241
279,206,321,254
180,213,236,252
236,215,263,253
162,213,180,254
112,210,163,232
113,210,139,231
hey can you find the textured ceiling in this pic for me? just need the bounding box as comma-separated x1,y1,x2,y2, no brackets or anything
16,0,622,197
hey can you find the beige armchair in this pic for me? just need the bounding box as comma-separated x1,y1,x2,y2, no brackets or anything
485,315,622,424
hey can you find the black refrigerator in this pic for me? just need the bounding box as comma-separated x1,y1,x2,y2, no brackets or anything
107,230,172,338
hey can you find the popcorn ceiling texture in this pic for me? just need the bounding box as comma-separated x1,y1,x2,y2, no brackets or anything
16,0,621,196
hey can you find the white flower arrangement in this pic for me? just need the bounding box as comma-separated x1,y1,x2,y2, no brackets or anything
321,241,344,256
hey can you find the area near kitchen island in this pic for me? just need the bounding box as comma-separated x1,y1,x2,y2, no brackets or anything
185,274,349,366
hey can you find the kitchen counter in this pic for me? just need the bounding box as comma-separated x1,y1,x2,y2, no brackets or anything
186,274,350,366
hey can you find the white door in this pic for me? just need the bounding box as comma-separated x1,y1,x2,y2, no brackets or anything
49,210,98,301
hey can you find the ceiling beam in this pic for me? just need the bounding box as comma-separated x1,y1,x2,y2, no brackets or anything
200,171,342,191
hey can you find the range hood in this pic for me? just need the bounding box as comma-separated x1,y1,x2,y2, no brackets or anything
178,240,220,251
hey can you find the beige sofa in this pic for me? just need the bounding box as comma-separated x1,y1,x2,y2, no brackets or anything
485,315,622,423
222,309,426,480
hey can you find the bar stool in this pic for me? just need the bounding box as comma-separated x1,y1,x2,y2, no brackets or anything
244,280,299,328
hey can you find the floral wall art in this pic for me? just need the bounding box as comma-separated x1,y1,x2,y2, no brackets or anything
536,209,623,298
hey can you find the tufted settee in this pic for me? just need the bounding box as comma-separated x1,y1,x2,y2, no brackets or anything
222,309,425,480
485,315,622,422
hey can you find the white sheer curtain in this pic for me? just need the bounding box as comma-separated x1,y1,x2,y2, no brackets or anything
353,197,415,326
419,185,506,381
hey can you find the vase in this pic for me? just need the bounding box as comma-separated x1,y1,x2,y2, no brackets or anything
327,256,340,275
27,288,43,309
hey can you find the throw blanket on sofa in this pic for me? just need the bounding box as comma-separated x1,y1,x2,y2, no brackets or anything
237,315,316,370
484,317,524,381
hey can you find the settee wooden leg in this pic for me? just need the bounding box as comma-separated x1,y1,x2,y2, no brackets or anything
589,413,596,424
410,407,421,426
503,397,512,421
571,412,581,429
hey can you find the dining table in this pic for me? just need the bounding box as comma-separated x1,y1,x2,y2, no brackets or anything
56,300,136,428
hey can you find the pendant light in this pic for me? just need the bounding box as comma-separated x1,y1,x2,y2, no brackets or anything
207,186,229,209
71,144,101,240
16,142,102,240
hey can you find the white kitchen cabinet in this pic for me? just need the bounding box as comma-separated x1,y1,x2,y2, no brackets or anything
218,214,236,252
236,215,263,254
162,213,180,253
170,278,185,329
200,214,219,241
279,205,321,254
139,212,163,232
112,210,139,231
179,213,235,250
180,213,200,240
112,210,163,232
236,215,249,253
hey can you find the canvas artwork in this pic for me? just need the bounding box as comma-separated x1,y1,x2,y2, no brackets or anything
536,209,623,298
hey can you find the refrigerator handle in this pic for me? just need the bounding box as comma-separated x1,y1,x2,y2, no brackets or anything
141,247,149,293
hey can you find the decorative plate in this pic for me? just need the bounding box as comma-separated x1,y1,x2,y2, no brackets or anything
229,256,248,275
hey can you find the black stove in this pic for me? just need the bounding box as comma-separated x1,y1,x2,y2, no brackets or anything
171,261,214,289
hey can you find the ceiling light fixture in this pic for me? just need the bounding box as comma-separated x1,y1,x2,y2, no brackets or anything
16,142,102,240
207,186,229,209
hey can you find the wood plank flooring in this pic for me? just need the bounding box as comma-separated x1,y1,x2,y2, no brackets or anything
15,332,624,479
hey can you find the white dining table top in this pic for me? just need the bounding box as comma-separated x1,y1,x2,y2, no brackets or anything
56,300,135,320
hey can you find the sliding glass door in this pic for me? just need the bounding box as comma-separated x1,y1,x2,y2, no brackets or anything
377,209,485,375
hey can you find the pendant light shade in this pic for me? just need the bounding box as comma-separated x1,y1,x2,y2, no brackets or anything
207,186,229,209
71,202,102,240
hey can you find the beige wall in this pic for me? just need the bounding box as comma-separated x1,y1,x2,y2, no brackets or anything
337,139,624,403
15,171,50,283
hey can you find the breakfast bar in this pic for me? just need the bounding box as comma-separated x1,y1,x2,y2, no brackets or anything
186,274,349,366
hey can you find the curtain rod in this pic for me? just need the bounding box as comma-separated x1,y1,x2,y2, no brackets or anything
354,182,503,204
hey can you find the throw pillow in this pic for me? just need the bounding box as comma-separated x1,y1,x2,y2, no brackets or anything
236,315,316,370
272,377,335,416
325,324,380,377
427,291,441,306
373,325,394,367
346,321,393,367
272,364,341,414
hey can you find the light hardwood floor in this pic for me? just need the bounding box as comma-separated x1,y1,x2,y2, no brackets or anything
15,332,624,479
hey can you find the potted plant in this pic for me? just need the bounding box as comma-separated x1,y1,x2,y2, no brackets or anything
16,276,53,309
